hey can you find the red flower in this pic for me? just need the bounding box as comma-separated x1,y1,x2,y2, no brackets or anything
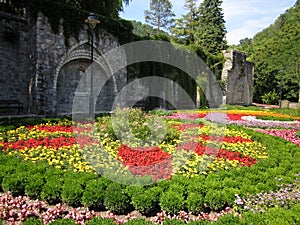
118,145,172,181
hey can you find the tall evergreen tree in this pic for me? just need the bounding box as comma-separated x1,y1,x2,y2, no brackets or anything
171,0,199,44
144,0,175,33
195,0,227,54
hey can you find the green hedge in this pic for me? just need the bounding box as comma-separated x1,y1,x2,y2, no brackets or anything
0,126,299,216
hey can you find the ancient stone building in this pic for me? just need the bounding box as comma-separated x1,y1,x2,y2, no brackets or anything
0,10,126,116
222,50,254,106
1,8,254,116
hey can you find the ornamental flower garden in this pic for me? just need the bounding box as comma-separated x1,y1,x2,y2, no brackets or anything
0,107,299,224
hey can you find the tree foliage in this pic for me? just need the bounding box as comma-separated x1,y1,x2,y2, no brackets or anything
171,0,199,45
195,0,227,55
237,1,300,103
144,0,175,33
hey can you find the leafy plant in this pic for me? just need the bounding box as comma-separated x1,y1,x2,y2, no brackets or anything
50,218,77,225
23,217,44,225
130,186,162,215
2,172,27,196
40,177,63,205
261,90,279,105
159,190,185,214
82,178,107,209
86,218,116,225
25,173,45,198
103,183,131,214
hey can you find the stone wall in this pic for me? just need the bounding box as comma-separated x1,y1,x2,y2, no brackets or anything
0,11,32,113
0,11,126,115
222,50,254,106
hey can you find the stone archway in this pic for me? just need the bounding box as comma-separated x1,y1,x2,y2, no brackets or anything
55,42,120,115
56,59,90,115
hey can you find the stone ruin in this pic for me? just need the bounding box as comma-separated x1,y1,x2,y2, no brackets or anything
0,9,254,116
221,50,254,106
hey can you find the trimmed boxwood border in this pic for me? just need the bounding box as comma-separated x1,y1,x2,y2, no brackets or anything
0,125,299,223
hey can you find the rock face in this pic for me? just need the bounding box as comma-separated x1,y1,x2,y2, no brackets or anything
222,50,254,106
0,11,125,115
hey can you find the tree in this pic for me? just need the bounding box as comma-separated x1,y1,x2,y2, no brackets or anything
238,0,300,103
195,0,227,54
171,0,199,45
144,0,175,33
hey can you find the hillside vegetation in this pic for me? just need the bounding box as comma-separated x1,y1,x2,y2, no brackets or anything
235,0,300,104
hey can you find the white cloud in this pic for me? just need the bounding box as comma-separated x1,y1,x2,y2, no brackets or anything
226,16,276,44
224,0,295,44
121,0,295,45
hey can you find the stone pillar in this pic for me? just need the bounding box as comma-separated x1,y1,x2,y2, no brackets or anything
222,50,254,106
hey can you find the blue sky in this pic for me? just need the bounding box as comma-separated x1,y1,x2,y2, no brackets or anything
120,0,296,45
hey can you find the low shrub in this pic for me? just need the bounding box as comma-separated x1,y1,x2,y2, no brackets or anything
159,190,185,214
103,183,131,214
2,172,27,196
61,181,84,207
186,192,204,214
40,176,63,205
86,217,116,225
82,178,107,209
241,206,300,225
130,186,162,215
163,219,186,225
24,173,45,198
124,218,153,225
23,217,43,225
50,218,77,225
204,190,225,211
213,213,243,224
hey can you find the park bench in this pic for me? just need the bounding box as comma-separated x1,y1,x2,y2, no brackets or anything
0,100,23,115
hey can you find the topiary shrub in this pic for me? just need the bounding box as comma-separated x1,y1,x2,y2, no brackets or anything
25,173,45,198
204,190,226,211
86,217,116,225
82,178,107,209
124,219,153,225
163,219,186,225
104,183,131,214
214,213,243,225
186,192,204,214
23,217,44,225
130,186,162,215
40,176,63,205
159,190,185,214
50,218,77,225
2,172,27,196
61,180,84,207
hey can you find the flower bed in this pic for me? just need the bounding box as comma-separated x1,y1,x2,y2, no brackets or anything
0,108,299,224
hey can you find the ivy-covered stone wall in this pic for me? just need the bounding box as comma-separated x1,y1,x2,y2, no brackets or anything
0,10,126,115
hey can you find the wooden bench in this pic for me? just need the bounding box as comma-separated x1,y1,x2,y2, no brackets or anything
0,100,23,115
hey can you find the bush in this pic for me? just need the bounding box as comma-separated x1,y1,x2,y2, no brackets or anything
104,183,131,214
61,171,95,206
261,90,279,105
40,176,63,205
82,178,107,209
186,192,204,214
130,186,162,215
159,190,185,214
124,219,153,225
25,173,45,198
204,190,226,211
2,172,27,196
214,214,243,224
50,218,77,225
163,219,186,225
61,181,84,207
0,156,22,191
23,217,43,225
86,217,116,225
